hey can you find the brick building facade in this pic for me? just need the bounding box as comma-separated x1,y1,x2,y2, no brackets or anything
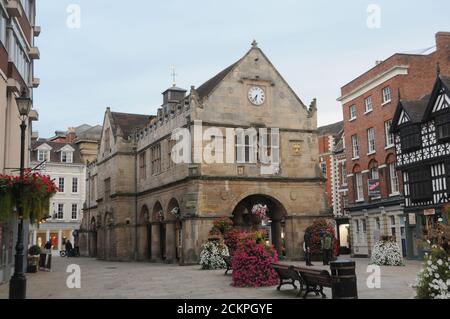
337,32,450,258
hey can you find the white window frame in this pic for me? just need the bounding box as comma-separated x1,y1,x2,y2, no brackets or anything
341,162,348,186
71,204,78,220
349,105,357,121
364,96,373,113
389,163,400,195
72,178,78,193
58,177,65,193
57,204,64,220
367,128,376,154
385,120,395,148
382,87,392,105
351,135,359,159
61,151,73,163
355,173,364,201
38,150,49,163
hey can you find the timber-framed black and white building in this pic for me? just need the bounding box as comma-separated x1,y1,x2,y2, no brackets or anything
392,74,450,258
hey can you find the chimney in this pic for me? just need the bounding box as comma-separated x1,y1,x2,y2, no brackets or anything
67,127,77,142
436,32,450,52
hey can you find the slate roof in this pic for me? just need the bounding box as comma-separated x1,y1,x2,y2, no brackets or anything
110,112,153,138
401,94,430,123
317,121,344,137
31,141,84,164
196,61,240,99
76,125,102,141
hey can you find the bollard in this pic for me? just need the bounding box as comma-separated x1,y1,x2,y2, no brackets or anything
330,260,358,299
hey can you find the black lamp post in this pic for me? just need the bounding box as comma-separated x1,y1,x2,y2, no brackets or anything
9,90,32,300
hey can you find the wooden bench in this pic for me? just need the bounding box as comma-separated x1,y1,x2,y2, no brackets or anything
223,256,233,275
272,264,303,294
294,267,332,299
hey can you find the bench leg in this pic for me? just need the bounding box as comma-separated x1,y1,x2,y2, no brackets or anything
297,282,304,297
319,286,327,299
303,286,314,299
291,280,298,290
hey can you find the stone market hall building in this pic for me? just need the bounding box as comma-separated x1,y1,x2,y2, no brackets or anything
79,42,330,264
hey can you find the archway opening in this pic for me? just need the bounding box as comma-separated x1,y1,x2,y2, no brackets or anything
152,202,165,261
89,217,97,257
232,195,287,257
167,198,181,262
138,205,151,260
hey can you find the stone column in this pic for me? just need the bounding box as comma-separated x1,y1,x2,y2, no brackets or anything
271,220,282,256
46,230,50,242
165,222,176,263
150,223,161,262
32,230,37,245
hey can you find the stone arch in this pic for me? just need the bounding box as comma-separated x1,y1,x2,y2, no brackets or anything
166,198,182,263
137,205,151,261
103,211,115,260
231,194,288,257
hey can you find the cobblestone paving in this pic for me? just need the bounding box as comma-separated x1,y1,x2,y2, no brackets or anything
0,256,422,299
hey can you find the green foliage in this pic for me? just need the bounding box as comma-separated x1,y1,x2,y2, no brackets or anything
28,245,41,256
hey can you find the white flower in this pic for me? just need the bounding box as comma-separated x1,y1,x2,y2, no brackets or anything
437,259,443,266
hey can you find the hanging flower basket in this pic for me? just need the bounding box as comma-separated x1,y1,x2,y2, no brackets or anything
170,207,181,219
0,171,58,223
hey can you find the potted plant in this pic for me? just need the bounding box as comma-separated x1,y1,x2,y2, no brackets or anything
27,245,41,273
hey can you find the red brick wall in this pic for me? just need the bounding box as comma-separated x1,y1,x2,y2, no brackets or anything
318,135,333,208
342,32,450,206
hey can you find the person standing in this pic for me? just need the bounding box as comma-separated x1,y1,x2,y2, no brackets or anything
65,240,73,258
303,231,313,266
322,233,333,266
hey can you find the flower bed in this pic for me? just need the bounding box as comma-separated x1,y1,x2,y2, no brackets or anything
413,245,449,299
371,238,404,266
231,239,279,288
199,240,230,270
0,171,58,222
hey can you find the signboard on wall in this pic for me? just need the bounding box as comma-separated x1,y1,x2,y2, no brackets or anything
368,179,381,198
409,213,416,225
424,209,436,216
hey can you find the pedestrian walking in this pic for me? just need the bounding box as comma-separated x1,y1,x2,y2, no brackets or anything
304,231,313,266
322,233,333,266
65,240,73,258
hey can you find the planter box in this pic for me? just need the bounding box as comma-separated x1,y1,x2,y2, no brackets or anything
27,256,39,273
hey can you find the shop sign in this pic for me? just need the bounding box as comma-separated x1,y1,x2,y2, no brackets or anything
368,179,381,198
408,213,416,225
424,209,436,216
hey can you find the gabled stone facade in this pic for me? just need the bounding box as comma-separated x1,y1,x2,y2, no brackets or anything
79,43,329,264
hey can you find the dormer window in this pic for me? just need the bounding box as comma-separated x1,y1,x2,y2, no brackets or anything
38,150,50,163
61,151,73,163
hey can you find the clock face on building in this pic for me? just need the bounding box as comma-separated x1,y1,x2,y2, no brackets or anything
248,86,265,105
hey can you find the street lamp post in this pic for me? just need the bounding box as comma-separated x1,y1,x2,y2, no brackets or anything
9,91,32,300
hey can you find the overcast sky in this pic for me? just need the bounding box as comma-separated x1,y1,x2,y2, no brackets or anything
33,0,450,137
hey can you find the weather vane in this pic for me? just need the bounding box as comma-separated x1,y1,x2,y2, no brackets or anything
170,65,178,87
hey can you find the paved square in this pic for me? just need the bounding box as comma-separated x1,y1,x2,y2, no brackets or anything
0,257,422,299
